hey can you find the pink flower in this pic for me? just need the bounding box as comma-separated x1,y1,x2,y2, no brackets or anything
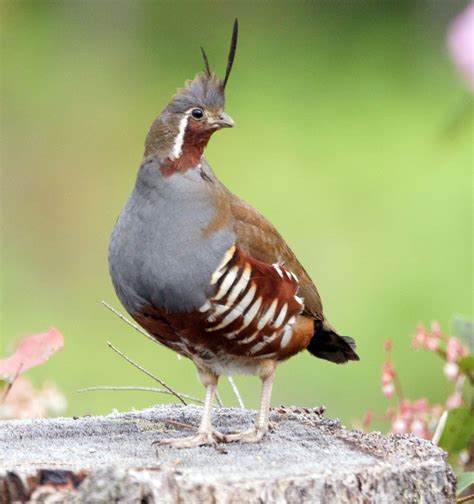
446,391,463,410
382,382,395,399
447,3,474,90
362,410,375,429
392,417,408,434
412,399,429,414
446,337,467,363
381,361,396,398
411,418,429,439
443,362,459,381
412,326,427,349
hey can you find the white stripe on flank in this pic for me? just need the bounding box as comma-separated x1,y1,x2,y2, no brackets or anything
294,295,304,307
225,263,251,307
237,329,260,345
170,114,189,160
280,325,293,348
235,283,257,317
290,271,299,283
207,306,242,331
212,266,239,301
206,303,231,324
257,298,278,330
273,303,288,328
242,296,263,328
273,264,284,278
249,332,279,354
211,245,236,285
199,301,211,313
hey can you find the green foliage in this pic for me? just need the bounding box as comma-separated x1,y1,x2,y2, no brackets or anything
439,408,474,458
457,472,474,496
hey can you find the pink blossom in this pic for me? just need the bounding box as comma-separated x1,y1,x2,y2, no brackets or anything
0,328,64,381
446,337,467,363
411,418,429,439
392,418,408,434
412,399,429,414
430,321,442,337
384,340,393,352
447,3,474,90
382,382,395,399
0,376,66,419
362,410,375,429
412,326,427,349
446,390,463,410
443,361,459,381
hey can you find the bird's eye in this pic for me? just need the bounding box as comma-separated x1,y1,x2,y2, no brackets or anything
191,108,204,119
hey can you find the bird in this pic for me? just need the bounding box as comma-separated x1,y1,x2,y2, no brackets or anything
108,19,359,448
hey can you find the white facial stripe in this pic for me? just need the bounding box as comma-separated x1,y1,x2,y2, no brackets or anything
257,298,278,330
212,266,240,301
170,113,190,160
273,303,288,328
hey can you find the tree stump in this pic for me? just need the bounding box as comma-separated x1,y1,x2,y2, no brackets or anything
0,405,455,503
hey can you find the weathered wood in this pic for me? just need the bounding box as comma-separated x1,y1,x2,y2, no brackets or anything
0,405,456,503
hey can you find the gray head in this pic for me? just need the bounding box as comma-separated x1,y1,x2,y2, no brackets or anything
145,19,238,164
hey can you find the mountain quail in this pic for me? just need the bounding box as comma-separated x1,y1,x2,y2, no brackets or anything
108,19,359,448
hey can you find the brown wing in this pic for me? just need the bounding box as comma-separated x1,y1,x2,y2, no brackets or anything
224,188,324,321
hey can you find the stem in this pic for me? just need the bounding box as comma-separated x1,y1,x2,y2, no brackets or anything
77,385,204,404
102,301,159,346
228,376,245,408
457,494,474,503
106,341,187,406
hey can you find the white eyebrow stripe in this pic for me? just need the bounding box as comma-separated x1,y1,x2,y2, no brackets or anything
212,266,240,301
273,303,288,328
169,113,190,160
211,244,236,284
257,298,278,330
225,263,251,306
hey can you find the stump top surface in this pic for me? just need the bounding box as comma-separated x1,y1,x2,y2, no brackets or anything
0,405,442,480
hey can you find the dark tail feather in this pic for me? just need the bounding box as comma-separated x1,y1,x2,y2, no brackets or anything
307,320,360,364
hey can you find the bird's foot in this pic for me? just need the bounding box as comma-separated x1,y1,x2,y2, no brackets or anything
223,427,267,443
154,429,225,449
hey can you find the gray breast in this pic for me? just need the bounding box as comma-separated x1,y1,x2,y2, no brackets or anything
108,157,235,315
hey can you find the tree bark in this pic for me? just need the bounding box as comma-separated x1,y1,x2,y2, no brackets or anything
0,405,456,503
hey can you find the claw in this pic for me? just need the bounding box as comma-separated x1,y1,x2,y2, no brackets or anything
154,430,225,448
222,427,267,443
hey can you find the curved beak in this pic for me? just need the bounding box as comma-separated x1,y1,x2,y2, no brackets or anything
211,112,235,129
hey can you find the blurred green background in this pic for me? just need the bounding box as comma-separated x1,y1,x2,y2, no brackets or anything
1,1,472,426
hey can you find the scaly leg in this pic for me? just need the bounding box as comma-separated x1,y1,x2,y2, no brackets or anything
224,362,276,443
158,368,224,448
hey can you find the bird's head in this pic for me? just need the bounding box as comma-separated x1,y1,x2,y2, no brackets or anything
145,19,238,170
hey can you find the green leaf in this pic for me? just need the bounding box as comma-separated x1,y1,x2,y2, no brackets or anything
457,472,474,495
0,379,9,389
438,407,474,456
458,356,474,374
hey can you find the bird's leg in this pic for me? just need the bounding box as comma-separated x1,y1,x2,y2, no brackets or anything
224,361,276,443
158,367,224,448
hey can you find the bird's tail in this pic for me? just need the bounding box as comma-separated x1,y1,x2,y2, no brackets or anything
306,320,359,364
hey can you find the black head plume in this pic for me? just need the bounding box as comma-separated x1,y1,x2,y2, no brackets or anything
200,46,211,77
223,18,238,89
